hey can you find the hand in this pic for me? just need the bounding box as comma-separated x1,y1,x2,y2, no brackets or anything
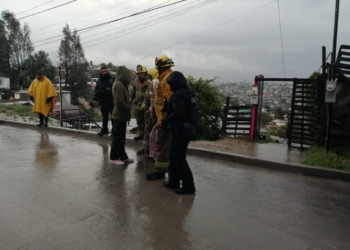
145,110,151,115
46,97,53,104
154,121,163,129
93,100,99,106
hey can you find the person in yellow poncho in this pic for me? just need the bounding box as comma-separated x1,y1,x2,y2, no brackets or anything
27,70,58,127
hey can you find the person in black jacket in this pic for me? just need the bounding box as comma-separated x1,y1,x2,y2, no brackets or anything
93,66,115,136
154,71,196,195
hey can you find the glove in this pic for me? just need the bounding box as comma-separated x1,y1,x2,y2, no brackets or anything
46,96,53,104
30,96,34,103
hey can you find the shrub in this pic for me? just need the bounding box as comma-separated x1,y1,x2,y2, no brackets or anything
269,125,287,138
0,104,34,117
187,76,223,141
302,147,350,170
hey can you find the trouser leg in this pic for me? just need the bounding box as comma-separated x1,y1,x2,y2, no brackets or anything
148,126,157,158
109,104,114,134
101,103,109,133
143,112,154,151
154,127,171,173
110,120,128,160
44,113,49,125
38,113,44,125
135,110,145,137
170,135,194,189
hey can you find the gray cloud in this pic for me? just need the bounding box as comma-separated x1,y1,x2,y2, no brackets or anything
4,0,350,82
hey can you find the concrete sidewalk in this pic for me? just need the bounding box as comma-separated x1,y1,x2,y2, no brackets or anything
1,119,350,182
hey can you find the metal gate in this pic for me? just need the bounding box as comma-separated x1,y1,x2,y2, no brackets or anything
288,78,325,149
221,97,252,137
250,78,325,149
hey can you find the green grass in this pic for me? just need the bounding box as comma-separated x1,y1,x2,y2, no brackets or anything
257,132,276,143
0,104,35,117
302,147,350,171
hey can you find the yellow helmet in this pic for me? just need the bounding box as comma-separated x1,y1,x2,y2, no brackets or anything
155,55,175,68
136,64,147,73
148,68,159,79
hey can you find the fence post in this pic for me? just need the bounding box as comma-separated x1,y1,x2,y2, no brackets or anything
221,97,230,137
249,76,259,141
288,79,297,149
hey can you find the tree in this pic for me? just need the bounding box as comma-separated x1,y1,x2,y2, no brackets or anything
264,105,271,112
1,11,34,79
24,50,56,87
58,24,86,87
260,112,273,125
0,19,10,75
58,24,89,102
187,76,223,141
274,107,285,120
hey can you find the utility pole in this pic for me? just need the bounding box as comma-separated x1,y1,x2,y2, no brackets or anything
59,65,63,127
325,0,340,151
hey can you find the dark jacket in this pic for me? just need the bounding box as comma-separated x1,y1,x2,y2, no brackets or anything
161,71,196,138
93,73,115,104
111,66,133,121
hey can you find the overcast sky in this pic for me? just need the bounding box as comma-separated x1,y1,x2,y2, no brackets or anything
3,0,350,82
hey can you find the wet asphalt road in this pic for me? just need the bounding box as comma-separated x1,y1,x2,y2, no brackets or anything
0,125,350,250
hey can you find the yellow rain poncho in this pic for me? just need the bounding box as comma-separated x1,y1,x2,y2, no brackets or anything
27,76,58,117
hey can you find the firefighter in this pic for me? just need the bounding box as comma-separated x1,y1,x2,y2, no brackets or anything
140,68,159,159
155,71,196,194
145,55,174,180
129,64,150,154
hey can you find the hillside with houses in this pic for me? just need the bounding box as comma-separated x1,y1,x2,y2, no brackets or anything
217,81,293,111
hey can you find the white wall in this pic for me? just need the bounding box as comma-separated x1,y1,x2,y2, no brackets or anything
0,77,10,89
57,92,71,105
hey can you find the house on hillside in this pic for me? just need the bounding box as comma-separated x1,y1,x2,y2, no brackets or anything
0,72,10,89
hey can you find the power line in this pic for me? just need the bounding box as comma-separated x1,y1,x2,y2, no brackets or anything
15,0,55,16
31,0,144,35
77,0,186,32
80,0,205,43
34,0,186,46
43,0,210,53
84,0,215,48
129,0,277,64
37,0,185,52
277,0,286,78
18,0,77,20
46,0,273,60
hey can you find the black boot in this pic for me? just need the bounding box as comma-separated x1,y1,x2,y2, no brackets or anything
163,181,180,189
145,172,165,180
37,113,44,127
174,187,196,195
44,115,49,127
97,130,108,136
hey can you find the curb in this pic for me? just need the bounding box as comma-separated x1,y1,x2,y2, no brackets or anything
1,119,350,182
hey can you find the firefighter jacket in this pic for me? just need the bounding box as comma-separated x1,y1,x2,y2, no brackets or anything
129,77,150,110
154,68,173,122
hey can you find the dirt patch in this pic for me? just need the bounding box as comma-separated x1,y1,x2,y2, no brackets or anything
190,137,251,152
